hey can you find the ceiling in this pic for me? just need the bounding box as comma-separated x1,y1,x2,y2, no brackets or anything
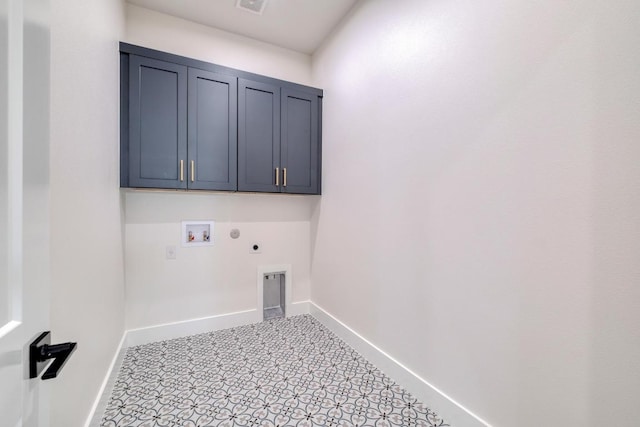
126,0,359,54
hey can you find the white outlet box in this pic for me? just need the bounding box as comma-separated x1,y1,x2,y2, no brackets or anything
166,245,176,260
250,243,262,254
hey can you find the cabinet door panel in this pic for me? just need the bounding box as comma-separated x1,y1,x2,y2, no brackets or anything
281,89,319,194
129,55,187,188
238,79,280,192
188,69,237,191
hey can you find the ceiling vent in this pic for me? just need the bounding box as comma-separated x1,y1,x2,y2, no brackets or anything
236,0,268,15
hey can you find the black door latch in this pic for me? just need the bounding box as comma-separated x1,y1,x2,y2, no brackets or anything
29,331,77,380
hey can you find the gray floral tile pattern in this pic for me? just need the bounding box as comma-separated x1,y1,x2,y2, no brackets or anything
100,315,448,426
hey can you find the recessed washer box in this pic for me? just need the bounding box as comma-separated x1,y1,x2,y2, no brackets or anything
181,221,215,247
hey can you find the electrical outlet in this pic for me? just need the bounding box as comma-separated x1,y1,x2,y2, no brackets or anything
166,245,176,260
250,243,262,254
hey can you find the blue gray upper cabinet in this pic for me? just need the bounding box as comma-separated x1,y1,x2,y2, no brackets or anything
239,81,321,194
238,79,281,193
128,55,188,189
120,43,322,195
281,88,319,194
188,69,237,191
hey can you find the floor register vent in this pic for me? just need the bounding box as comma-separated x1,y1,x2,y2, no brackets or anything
236,0,268,15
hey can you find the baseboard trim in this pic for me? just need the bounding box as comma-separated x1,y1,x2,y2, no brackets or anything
84,332,127,427
124,301,312,348
309,302,492,427
288,299,311,316
125,309,258,347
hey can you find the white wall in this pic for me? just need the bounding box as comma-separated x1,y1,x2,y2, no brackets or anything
311,0,640,426
49,0,126,426
125,191,315,329
125,3,312,86
123,6,316,330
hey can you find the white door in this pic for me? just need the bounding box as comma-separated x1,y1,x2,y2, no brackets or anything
0,0,51,426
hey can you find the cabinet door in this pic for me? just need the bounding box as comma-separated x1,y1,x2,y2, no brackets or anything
129,55,187,189
238,79,280,192
281,88,319,194
188,69,237,191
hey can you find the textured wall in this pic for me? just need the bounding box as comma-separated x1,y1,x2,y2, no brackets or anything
124,192,315,330
49,0,126,425
311,0,640,425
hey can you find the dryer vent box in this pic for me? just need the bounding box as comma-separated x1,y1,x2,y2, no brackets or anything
263,273,285,320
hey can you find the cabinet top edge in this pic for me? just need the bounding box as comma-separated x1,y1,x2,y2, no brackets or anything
120,42,323,98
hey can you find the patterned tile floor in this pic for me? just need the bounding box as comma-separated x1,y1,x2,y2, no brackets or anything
100,315,448,427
